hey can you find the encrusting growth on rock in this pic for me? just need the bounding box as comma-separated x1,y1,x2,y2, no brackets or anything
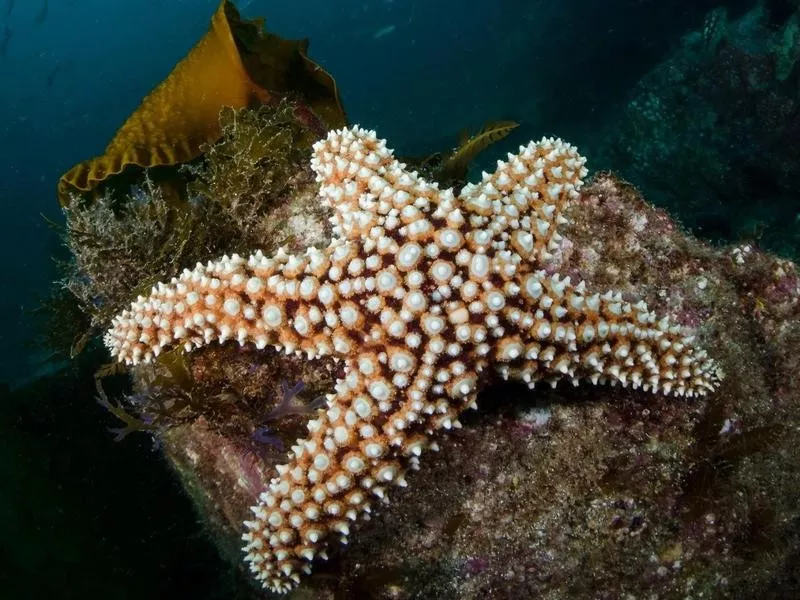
104,126,722,593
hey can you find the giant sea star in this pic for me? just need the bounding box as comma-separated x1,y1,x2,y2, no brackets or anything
104,126,722,593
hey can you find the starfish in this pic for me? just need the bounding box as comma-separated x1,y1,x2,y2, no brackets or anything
104,126,722,593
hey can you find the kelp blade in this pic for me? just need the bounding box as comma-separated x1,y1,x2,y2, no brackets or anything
57,0,346,206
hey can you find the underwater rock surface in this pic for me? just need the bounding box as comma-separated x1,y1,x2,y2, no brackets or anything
143,172,799,598
600,3,800,258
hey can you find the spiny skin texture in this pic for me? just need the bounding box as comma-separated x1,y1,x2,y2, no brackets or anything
104,126,722,593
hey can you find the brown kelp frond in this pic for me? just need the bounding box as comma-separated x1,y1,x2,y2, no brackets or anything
57,0,344,206
436,120,519,184
57,0,269,206
225,0,346,133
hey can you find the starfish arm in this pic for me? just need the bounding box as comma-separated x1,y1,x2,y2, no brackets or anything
311,126,446,243
502,271,722,395
104,245,363,364
242,351,479,593
457,136,588,262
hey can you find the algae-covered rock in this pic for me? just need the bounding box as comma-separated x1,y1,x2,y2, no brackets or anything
114,172,799,599
54,101,326,350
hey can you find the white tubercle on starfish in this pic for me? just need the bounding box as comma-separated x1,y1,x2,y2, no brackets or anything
104,125,722,593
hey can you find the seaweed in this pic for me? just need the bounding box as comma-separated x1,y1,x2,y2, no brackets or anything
34,281,93,360
58,173,210,332
93,347,214,443
50,101,313,353
57,0,344,205
677,395,784,521
94,377,159,442
187,100,312,223
437,120,519,183
411,120,519,192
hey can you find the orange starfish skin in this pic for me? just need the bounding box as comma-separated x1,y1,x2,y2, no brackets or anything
105,126,721,592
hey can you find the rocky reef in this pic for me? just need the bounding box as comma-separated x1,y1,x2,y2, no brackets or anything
306,173,800,599
62,162,800,598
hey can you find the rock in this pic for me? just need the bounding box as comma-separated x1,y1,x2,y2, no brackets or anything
150,172,800,598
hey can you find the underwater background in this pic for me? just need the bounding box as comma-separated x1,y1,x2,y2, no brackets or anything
2,0,799,598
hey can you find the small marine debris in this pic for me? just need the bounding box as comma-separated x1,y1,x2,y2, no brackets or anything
3,0,13,20
372,24,396,39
